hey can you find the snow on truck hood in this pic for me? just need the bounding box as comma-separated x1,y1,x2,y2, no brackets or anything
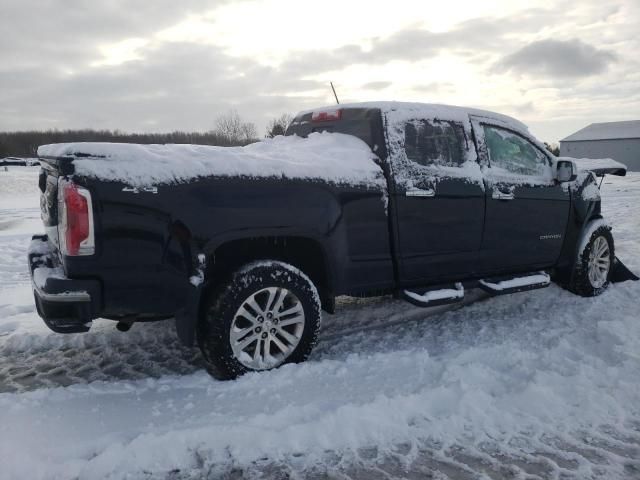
37,132,386,188
558,156,627,176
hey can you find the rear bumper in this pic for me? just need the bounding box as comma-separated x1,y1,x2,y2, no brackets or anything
28,234,102,333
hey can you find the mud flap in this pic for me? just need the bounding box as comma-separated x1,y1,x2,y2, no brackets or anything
611,257,639,283
176,252,207,346
175,283,203,347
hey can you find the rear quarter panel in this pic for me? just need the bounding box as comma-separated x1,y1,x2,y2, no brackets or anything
67,175,392,317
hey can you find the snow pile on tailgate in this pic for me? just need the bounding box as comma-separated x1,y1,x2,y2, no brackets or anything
37,132,385,188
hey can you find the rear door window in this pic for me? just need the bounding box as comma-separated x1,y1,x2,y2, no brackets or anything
403,119,466,167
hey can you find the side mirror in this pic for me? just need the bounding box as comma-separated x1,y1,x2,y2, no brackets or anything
556,160,577,182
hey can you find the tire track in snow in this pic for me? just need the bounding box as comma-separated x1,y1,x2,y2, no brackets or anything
0,293,483,393
2,283,639,479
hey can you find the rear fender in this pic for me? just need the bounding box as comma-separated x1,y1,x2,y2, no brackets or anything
176,231,336,346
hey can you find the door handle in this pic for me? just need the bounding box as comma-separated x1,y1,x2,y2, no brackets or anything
492,187,515,200
406,187,435,198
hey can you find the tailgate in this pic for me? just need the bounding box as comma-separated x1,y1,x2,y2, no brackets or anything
38,161,62,251
37,155,77,253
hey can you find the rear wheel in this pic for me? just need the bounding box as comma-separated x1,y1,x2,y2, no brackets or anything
569,225,614,297
198,261,322,380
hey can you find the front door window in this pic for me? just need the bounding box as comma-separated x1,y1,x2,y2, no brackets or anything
482,125,553,182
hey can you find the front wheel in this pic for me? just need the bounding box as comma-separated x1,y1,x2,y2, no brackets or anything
568,224,614,297
198,260,322,380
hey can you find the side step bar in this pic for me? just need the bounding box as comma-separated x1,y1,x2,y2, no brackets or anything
478,271,550,295
400,272,551,307
401,283,464,308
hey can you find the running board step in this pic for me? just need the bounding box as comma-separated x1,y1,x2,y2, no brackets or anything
401,283,464,308
478,271,550,295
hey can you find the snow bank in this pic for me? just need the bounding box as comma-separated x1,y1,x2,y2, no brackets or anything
37,132,386,189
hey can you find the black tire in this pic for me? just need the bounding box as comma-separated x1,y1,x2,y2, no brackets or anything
568,224,614,297
197,260,322,380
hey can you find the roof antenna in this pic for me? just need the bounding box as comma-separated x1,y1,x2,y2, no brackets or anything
330,81,340,105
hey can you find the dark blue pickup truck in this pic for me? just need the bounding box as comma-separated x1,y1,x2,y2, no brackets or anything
28,102,636,379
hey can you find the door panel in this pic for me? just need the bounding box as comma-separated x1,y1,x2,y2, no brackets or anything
482,181,570,270
387,116,485,283
472,119,570,272
395,177,485,281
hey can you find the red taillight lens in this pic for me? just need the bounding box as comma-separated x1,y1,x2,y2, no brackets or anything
311,109,342,122
59,180,94,256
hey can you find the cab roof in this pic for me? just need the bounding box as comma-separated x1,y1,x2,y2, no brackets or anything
296,101,529,133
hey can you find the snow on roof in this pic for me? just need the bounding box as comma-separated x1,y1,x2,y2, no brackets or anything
560,120,640,142
297,101,553,160
298,101,529,132
37,132,386,188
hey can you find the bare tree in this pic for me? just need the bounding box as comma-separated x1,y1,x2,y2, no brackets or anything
265,113,293,138
544,142,560,156
213,110,257,145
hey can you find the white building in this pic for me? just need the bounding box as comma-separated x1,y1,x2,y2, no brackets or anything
560,120,640,172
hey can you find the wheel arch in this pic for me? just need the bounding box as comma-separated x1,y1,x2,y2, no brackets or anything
553,209,607,286
203,232,336,313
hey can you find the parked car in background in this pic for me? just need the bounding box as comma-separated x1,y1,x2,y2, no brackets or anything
0,157,39,167
1,156,27,167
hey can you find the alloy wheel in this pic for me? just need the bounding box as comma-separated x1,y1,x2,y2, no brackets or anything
230,287,305,370
588,236,610,289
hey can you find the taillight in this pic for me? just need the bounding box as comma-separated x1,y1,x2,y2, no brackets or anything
311,108,342,122
58,179,95,256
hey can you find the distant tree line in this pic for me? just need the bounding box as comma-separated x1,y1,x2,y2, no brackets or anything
0,129,242,158
0,110,294,158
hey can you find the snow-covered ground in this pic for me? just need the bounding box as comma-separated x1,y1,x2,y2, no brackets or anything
1,167,639,479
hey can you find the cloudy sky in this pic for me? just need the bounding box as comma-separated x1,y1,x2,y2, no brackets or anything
1,0,638,143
